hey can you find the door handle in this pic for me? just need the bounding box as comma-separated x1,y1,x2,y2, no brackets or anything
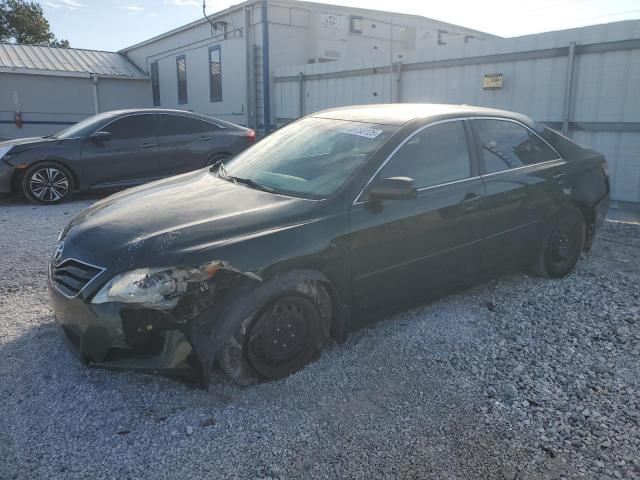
552,170,566,180
196,136,213,142
462,192,478,202
138,143,155,149
460,192,480,210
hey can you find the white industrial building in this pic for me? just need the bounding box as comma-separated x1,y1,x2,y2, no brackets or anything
119,0,494,132
0,43,150,140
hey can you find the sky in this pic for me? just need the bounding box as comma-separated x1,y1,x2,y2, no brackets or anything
40,0,640,51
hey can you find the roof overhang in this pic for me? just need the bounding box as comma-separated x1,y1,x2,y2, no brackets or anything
0,66,149,80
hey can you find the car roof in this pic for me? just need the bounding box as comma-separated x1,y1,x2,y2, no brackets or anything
312,103,536,127
99,108,245,129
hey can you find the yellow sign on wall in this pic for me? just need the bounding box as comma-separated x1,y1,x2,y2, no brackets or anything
483,74,503,90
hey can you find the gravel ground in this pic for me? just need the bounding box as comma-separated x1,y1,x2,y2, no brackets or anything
0,196,638,480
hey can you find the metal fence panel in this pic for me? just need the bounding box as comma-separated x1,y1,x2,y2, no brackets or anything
273,20,640,204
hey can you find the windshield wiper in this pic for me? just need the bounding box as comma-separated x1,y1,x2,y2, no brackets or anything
210,160,278,194
43,135,57,139
210,159,228,177
228,176,280,194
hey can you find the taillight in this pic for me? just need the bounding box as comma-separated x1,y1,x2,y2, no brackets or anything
246,129,256,143
601,159,610,178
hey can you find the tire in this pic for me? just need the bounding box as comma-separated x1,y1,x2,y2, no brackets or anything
21,162,74,205
217,282,332,385
532,205,586,278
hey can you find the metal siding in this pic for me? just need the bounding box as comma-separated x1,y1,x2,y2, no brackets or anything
273,20,640,204
0,43,146,78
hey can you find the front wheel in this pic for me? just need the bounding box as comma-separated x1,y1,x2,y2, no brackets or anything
21,162,74,205
532,205,586,278
218,283,332,385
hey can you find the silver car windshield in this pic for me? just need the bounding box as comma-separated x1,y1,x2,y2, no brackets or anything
223,117,398,199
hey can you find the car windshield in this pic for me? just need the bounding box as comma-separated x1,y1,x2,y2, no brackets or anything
223,117,398,199
53,112,116,139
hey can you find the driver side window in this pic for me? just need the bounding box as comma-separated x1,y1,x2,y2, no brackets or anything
104,115,156,141
378,120,471,189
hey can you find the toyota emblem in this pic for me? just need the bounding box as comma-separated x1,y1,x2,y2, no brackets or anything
53,241,64,264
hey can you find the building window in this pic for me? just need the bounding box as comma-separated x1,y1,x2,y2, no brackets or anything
176,54,188,105
209,45,222,103
150,61,160,106
350,15,363,34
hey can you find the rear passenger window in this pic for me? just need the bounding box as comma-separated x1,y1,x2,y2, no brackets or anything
105,115,156,140
378,121,471,189
159,115,217,136
473,119,558,174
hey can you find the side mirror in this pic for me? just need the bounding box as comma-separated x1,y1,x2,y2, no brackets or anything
367,177,417,201
90,131,111,143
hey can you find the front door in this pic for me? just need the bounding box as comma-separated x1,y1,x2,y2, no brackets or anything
81,114,159,188
348,119,485,320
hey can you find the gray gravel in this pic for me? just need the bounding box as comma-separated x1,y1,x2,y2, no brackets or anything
1,196,638,479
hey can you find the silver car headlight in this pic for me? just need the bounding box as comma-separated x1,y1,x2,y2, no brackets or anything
91,262,224,308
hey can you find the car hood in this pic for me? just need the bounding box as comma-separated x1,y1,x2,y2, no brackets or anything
0,136,61,150
62,169,315,270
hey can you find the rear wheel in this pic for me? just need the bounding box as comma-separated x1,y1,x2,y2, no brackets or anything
21,162,74,205
218,283,331,385
532,205,586,278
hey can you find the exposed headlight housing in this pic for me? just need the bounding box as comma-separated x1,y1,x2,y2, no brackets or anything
91,262,224,308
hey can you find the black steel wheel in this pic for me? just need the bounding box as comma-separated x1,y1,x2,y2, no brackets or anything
218,282,332,385
532,205,586,278
22,162,73,205
246,296,321,379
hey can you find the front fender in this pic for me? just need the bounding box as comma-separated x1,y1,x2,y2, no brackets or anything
185,268,343,388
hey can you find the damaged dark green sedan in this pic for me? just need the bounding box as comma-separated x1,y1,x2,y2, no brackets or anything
49,104,610,387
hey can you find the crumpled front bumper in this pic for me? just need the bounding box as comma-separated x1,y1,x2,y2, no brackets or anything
48,283,197,377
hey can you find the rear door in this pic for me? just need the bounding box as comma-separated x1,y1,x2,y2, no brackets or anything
348,119,485,319
470,118,567,271
156,114,220,176
80,114,159,188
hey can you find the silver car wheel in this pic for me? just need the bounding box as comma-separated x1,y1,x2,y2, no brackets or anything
29,167,70,202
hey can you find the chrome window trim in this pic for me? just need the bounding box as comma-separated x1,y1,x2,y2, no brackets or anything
471,116,564,165
49,257,106,300
416,175,481,192
352,117,471,205
480,159,566,179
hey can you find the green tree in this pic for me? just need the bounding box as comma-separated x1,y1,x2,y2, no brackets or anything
0,0,69,47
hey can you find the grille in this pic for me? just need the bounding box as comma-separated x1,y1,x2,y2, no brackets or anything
51,258,103,297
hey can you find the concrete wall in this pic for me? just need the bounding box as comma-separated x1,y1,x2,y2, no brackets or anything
0,72,150,140
96,78,151,112
273,20,640,204
0,73,94,139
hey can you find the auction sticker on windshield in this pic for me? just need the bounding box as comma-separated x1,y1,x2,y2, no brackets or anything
342,126,383,139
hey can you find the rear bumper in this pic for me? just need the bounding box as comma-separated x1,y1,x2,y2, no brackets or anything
48,283,196,376
585,194,610,250
593,194,610,232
